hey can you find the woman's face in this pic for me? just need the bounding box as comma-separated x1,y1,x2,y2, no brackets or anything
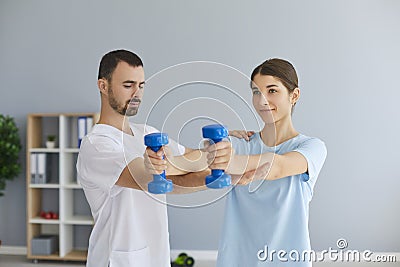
251,74,299,124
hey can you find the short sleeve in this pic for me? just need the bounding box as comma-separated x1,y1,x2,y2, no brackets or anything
77,135,139,192
293,137,327,186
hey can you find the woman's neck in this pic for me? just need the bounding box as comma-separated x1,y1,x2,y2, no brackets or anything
260,117,298,147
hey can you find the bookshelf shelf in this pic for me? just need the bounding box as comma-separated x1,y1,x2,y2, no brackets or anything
64,216,94,225
29,148,61,153
63,183,82,189
64,250,88,261
64,148,80,153
26,113,98,262
29,217,60,224
29,183,60,189
30,253,61,260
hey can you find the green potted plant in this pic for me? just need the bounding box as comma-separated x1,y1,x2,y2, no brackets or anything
0,114,22,197
46,135,56,149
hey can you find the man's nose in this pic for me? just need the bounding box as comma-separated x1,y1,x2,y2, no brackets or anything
132,87,143,98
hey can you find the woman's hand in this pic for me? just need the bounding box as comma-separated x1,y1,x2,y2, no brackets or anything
228,130,255,141
205,141,234,171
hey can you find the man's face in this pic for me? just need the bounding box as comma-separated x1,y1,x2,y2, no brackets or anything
107,61,145,117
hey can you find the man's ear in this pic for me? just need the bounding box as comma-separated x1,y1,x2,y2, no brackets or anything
98,79,108,95
291,87,300,105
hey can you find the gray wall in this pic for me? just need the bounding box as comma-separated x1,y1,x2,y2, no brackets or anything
1,0,400,252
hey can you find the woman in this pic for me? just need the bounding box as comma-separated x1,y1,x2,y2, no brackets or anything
215,58,327,266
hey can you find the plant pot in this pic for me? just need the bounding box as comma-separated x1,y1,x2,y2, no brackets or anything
46,141,56,149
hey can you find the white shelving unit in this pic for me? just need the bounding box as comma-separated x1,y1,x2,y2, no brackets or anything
26,113,98,261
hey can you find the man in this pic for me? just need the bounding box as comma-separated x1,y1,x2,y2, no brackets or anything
77,49,269,267
77,49,210,267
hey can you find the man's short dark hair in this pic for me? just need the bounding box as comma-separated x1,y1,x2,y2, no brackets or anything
98,49,143,81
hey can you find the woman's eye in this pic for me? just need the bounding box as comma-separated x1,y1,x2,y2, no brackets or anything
252,90,261,95
269,89,277,93
124,85,131,89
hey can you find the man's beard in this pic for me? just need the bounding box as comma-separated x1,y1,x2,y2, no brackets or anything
108,87,140,117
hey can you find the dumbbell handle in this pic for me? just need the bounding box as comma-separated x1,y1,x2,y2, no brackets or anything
148,145,166,180
208,138,224,175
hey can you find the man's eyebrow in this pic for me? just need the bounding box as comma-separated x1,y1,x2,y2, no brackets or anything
123,80,146,85
123,80,136,84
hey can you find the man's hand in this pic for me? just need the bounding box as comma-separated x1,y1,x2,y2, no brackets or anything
232,162,271,185
229,130,255,141
144,146,191,176
143,146,170,175
205,141,234,171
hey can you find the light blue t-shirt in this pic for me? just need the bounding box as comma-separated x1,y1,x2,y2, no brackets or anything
217,133,327,267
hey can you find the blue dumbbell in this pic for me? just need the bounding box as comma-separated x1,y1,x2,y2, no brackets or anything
202,124,231,189
144,133,173,194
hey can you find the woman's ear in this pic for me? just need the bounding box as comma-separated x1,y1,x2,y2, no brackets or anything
97,79,108,95
291,87,300,105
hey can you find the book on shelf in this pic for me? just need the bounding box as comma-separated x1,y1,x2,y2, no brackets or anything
30,153,38,184
86,117,93,134
77,116,94,148
78,117,86,148
37,153,47,184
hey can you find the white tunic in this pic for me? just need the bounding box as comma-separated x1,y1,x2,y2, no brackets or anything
76,123,184,267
